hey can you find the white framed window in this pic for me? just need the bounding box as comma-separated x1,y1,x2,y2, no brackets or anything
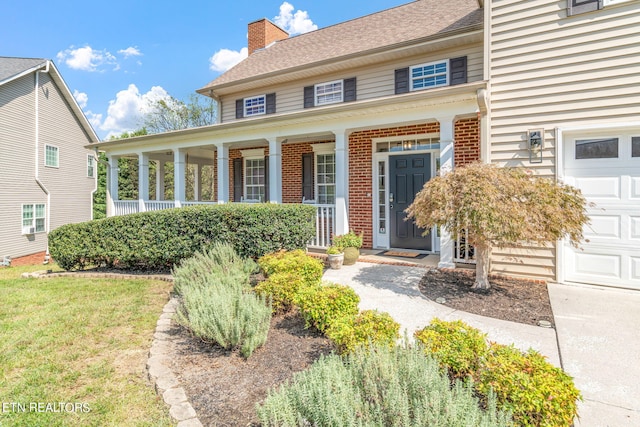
311,143,336,204
244,157,265,202
315,80,343,106
87,154,95,177
244,95,266,117
22,204,46,234
45,144,59,168
410,60,449,91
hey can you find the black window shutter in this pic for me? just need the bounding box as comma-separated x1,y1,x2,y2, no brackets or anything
343,77,357,102
569,0,602,15
266,93,276,114
449,56,467,86
233,158,243,202
304,86,314,108
395,68,409,94
302,153,314,201
235,99,244,119
264,156,269,202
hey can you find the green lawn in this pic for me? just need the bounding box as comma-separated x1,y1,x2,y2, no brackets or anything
0,264,174,426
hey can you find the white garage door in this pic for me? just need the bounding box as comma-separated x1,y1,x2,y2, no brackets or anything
563,132,640,290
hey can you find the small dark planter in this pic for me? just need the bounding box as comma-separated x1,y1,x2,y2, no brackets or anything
343,247,360,265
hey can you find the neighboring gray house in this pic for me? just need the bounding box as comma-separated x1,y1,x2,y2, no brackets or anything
0,57,99,262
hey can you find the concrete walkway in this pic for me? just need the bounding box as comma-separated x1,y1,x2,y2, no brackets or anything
323,261,640,427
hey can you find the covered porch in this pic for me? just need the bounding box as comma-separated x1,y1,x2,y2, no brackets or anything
96,83,486,267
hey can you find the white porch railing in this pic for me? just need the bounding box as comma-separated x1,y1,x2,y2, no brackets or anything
145,201,176,211
454,229,476,264
113,201,139,216
308,204,335,249
182,201,218,207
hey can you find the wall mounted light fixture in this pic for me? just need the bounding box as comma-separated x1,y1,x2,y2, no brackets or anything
528,129,543,163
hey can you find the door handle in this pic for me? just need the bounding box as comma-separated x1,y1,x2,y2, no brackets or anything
389,193,394,203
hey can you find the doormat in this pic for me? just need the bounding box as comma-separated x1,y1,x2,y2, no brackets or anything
383,251,427,259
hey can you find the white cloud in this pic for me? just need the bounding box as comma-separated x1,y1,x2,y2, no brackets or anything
99,84,171,137
209,47,248,72
118,47,142,58
274,2,317,35
56,45,117,72
85,111,104,129
73,90,88,109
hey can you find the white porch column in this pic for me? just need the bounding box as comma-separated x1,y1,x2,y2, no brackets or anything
193,163,201,201
138,152,149,212
334,129,350,235
216,143,229,203
174,149,186,207
106,155,119,217
437,116,456,269
155,160,165,201
268,138,282,203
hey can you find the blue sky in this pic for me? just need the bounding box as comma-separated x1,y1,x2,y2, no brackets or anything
2,0,407,140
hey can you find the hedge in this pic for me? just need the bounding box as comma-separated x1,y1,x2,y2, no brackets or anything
49,203,316,270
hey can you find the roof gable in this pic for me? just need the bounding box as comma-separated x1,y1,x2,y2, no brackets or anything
0,57,99,143
200,0,482,92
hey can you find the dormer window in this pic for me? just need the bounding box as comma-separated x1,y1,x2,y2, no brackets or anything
315,80,343,106
410,60,449,91
244,95,266,117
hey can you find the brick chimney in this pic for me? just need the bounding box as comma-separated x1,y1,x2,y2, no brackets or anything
248,19,289,54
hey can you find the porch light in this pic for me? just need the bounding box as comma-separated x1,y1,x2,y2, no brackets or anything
528,129,543,163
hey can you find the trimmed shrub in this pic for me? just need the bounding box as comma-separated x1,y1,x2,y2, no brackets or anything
294,282,360,332
258,250,323,286
176,285,271,358
254,272,308,314
48,203,316,270
173,245,271,358
477,344,581,427
172,242,257,296
257,344,512,427
414,318,489,379
326,310,400,354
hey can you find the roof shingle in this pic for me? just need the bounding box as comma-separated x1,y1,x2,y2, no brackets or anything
0,57,47,84
200,0,482,91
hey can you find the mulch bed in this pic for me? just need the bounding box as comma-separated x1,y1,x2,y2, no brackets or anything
418,268,554,327
169,310,333,427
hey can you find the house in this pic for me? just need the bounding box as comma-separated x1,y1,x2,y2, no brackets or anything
90,0,640,290
0,57,99,263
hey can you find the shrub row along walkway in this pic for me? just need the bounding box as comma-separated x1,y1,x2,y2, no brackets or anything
323,261,640,427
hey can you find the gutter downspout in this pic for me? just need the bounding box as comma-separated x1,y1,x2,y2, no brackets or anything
35,60,51,263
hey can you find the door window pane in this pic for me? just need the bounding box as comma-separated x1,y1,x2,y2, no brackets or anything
316,153,336,204
575,138,618,159
244,158,265,201
632,137,640,157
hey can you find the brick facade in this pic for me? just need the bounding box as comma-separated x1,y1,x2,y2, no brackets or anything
454,115,481,167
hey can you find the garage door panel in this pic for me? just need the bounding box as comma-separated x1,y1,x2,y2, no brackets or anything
631,177,640,199
573,251,621,279
632,257,640,281
584,215,620,240
574,177,620,199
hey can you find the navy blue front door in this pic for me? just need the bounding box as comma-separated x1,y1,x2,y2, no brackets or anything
389,153,431,250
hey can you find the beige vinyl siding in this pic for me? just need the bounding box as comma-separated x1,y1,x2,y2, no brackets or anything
0,74,48,258
0,71,95,259
221,43,483,122
489,0,640,279
37,73,95,231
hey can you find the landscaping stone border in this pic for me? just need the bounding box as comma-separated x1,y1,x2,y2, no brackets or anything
148,297,203,427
